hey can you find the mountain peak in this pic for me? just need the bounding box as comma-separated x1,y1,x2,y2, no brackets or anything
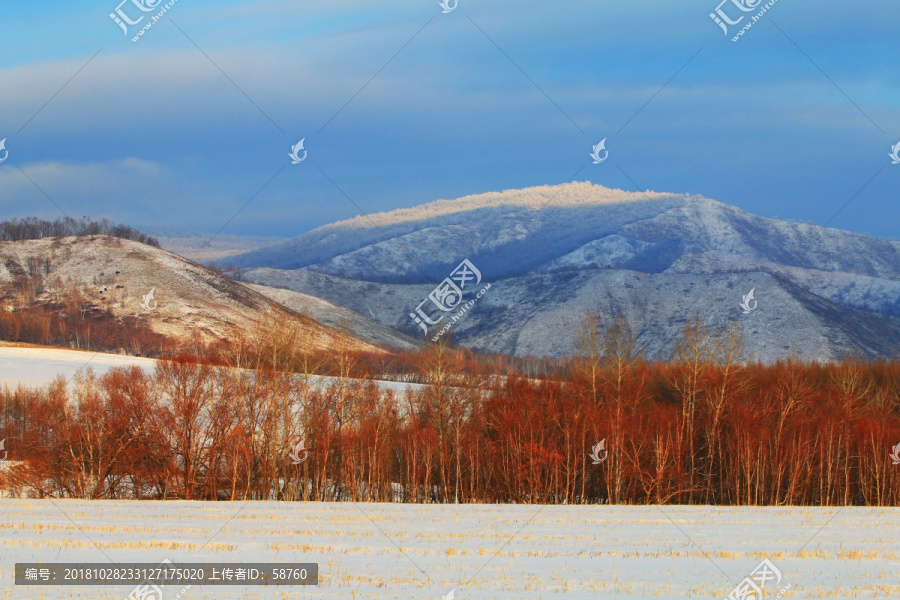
335,181,686,231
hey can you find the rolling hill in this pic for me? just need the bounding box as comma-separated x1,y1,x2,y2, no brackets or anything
0,235,382,354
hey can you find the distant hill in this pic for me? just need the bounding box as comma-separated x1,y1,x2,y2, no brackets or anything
148,229,287,263
232,182,900,362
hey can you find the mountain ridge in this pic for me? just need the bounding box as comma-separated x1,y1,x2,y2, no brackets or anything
228,182,900,362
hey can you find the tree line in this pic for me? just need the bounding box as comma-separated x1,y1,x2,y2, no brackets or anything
2,311,900,505
0,282,178,356
0,217,159,247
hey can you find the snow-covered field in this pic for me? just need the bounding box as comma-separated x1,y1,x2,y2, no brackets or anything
0,347,423,395
1,501,898,599
0,347,158,389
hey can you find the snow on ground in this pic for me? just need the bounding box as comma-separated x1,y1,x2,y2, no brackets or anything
0,347,425,395
0,501,898,599
0,347,158,389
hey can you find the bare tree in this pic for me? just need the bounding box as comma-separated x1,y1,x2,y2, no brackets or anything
672,315,713,503
601,313,644,504
414,335,465,502
704,321,746,503
574,311,604,405
155,359,215,500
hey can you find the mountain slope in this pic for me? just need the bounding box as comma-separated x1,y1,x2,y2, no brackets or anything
233,182,900,361
0,235,382,353
245,283,421,351
230,183,685,280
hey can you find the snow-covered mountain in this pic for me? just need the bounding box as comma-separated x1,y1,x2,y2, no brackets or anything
232,182,900,361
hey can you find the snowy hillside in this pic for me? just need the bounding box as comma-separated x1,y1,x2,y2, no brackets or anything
246,283,421,350
230,183,685,279
0,236,382,353
235,182,900,361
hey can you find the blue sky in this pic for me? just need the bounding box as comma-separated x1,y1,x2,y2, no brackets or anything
0,0,898,238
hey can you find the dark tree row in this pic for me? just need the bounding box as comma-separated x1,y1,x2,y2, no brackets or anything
0,217,159,247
